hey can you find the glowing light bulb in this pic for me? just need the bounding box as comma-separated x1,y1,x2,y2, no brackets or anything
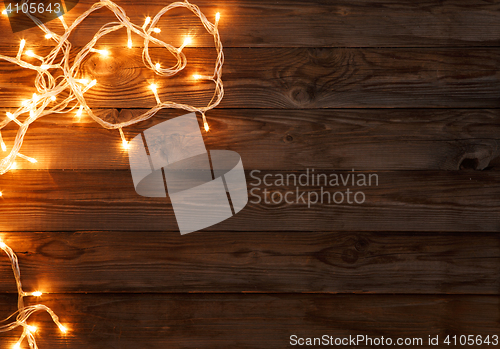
1,142,6,151
87,79,97,88
0,239,5,248
179,36,192,51
98,49,108,56
144,16,151,27
118,128,129,149
19,39,25,50
12,342,20,349
11,162,17,170
153,27,161,33
204,122,209,132
21,100,29,106
216,12,220,22
2,10,7,15
127,39,132,48
25,50,35,57
76,106,83,117
58,325,67,333
17,153,37,163
6,112,22,126
31,291,42,297
27,325,37,333
76,79,89,85
50,96,56,101
45,33,52,39
149,84,161,104
193,74,201,80
155,63,160,70
40,64,50,70
32,93,38,101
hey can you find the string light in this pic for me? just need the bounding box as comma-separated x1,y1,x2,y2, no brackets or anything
0,237,68,349
87,79,97,89
6,113,22,127
17,153,37,163
119,128,128,149
150,84,161,105
16,39,25,59
76,105,84,118
90,48,109,56
179,36,192,51
143,16,151,29
0,0,224,177
0,129,4,151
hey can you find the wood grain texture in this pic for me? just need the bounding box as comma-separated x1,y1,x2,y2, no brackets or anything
0,170,498,232
0,48,498,108
0,231,498,294
0,294,498,349
0,1,498,346
0,0,499,47
1,108,498,171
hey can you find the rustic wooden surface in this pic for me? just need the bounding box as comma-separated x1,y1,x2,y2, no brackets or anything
0,0,499,348
0,294,499,349
0,0,499,47
1,48,499,108
0,231,499,294
0,170,499,232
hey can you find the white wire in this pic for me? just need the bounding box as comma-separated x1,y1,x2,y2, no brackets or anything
0,0,224,174
0,237,68,349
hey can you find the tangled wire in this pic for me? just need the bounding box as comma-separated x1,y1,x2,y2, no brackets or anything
0,0,224,175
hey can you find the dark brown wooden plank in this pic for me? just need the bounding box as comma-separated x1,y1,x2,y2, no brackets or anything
1,108,498,171
0,231,498,294
0,170,498,232
0,294,498,348
0,48,498,108
0,0,499,47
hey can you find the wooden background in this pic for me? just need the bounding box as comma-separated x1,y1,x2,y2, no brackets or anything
0,0,499,347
